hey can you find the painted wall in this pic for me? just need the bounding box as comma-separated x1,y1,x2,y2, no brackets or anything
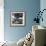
4,0,40,42
40,0,46,27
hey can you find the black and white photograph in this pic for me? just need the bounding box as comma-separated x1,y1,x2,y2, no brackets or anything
10,11,25,26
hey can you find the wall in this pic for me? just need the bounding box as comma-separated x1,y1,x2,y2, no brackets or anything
40,0,46,27
4,0,40,42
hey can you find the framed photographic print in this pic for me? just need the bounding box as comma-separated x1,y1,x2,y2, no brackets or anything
10,11,25,26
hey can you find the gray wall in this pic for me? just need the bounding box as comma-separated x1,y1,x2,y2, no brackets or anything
40,0,46,27
4,0,40,42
